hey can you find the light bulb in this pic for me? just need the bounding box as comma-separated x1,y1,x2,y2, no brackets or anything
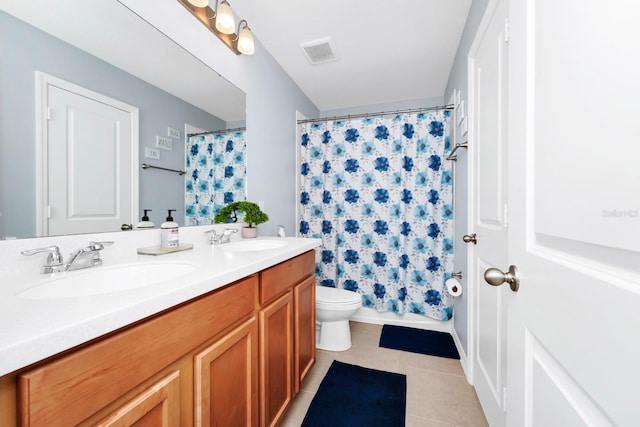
237,23,255,55
215,1,235,35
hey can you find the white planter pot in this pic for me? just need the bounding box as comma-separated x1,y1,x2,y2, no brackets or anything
241,227,258,238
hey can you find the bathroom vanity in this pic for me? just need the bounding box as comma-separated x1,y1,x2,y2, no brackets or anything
0,231,319,426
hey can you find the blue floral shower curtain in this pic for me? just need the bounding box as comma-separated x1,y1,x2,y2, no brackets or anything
185,130,246,225
298,111,454,320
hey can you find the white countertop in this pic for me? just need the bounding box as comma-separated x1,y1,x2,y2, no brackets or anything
0,226,320,377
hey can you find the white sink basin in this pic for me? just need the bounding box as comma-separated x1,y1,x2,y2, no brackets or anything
222,239,288,252
17,261,198,299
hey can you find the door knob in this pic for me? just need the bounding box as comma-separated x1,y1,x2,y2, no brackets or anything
463,233,477,244
484,265,520,292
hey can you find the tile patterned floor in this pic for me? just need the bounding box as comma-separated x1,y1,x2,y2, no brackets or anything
281,321,489,427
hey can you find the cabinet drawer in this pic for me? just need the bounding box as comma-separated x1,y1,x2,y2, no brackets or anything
260,250,315,304
19,274,257,427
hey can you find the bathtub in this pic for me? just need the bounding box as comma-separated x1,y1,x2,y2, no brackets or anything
351,306,451,333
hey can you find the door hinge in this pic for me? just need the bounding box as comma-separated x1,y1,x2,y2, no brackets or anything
504,18,510,43
47,106,52,120
47,205,51,219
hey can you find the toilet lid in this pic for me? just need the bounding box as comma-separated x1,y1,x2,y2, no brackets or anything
316,286,361,304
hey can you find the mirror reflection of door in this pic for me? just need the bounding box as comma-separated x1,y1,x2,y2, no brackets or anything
37,72,139,236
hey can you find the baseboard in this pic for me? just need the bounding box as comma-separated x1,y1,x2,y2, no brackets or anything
450,320,472,384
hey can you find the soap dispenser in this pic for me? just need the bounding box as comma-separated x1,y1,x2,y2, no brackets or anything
161,209,179,248
136,209,155,229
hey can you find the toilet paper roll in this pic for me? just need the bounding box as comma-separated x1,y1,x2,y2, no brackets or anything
445,278,463,297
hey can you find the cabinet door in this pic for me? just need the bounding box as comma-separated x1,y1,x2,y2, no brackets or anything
259,291,293,427
294,276,316,393
96,371,180,426
194,317,258,427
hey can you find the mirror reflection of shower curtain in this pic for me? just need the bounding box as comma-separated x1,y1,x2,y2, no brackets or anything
298,111,454,320
185,130,247,226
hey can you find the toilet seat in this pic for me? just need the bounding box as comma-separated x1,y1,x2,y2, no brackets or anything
316,286,361,305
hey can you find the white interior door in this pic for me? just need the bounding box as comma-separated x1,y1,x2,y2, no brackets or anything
468,1,509,425
506,1,640,425
38,73,139,236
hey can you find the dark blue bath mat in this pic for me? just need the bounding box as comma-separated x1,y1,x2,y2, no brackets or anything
379,324,460,359
301,360,406,427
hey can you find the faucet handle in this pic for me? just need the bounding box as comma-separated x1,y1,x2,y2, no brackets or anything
88,241,114,251
21,245,64,267
204,229,220,245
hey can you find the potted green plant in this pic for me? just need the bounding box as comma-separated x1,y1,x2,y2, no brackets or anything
214,201,269,238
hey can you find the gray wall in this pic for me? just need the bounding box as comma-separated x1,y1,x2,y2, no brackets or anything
243,39,320,236
443,0,490,356
0,10,226,237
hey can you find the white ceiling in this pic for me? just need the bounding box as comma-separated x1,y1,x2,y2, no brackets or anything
230,0,472,111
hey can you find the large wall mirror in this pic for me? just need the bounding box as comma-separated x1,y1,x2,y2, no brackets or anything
0,0,247,239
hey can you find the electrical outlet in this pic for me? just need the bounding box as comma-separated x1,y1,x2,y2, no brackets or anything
145,147,160,159
156,136,173,151
167,127,181,139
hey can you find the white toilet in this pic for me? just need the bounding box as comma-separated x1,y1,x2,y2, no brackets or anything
315,286,362,351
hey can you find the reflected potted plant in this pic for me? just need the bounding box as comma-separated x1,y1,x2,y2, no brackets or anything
214,201,269,238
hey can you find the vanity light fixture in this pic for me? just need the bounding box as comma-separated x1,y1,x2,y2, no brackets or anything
177,0,255,55
186,0,208,7
236,20,255,55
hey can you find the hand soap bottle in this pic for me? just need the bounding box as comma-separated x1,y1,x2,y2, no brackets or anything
161,209,179,249
136,209,155,229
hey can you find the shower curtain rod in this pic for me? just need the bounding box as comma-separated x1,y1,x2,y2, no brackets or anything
297,104,454,125
187,126,246,137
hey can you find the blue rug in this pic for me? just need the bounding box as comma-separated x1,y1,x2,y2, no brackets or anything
379,324,460,359
301,360,406,427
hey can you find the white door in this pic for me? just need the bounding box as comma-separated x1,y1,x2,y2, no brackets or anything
38,73,139,236
468,1,509,425
505,1,640,425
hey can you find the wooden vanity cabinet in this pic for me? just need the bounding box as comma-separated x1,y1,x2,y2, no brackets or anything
0,250,316,427
259,250,315,427
17,274,258,427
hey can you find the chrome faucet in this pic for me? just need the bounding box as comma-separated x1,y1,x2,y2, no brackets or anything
21,241,114,273
64,241,114,271
205,228,238,245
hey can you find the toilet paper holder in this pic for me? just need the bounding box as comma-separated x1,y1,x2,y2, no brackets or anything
450,271,463,279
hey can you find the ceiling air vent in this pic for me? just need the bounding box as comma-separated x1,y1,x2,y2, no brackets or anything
300,37,338,65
